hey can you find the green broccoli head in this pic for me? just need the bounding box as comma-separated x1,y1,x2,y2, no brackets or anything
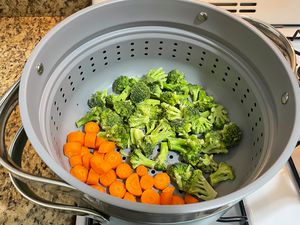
167,163,193,190
106,86,132,109
160,91,181,106
186,169,217,201
143,68,167,86
100,124,130,149
188,84,203,102
128,110,149,129
191,116,213,134
129,149,156,169
201,131,228,154
154,142,168,171
99,108,123,130
130,81,150,104
194,90,215,112
113,100,135,120
130,128,145,149
169,119,191,138
208,105,229,129
87,90,107,108
197,154,218,173
147,81,163,99
221,123,242,148
209,162,235,186
75,106,102,128
161,102,182,121
166,69,187,85
146,119,176,145
112,76,130,94
179,98,194,110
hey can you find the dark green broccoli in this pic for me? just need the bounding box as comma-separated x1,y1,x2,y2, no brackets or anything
113,100,135,120
167,163,193,190
154,142,169,171
160,91,181,106
143,68,167,87
221,123,242,148
163,70,188,91
209,162,235,186
87,90,107,108
130,81,150,104
99,124,130,148
112,76,130,94
186,169,217,201
208,105,229,129
188,84,203,102
130,149,156,169
161,102,182,121
200,131,228,154
145,119,176,146
196,154,218,173
169,119,191,138
106,86,132,109
194,90,215,112
99,108,123,130
75,107,102,128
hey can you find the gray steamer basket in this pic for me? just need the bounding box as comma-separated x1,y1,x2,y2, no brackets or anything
15,0,300,223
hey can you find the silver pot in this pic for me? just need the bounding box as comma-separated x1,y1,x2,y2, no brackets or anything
1,0,299,224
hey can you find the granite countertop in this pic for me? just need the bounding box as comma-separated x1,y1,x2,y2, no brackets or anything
0,17,77,225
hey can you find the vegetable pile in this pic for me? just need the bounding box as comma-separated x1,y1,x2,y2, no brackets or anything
69,68,242,202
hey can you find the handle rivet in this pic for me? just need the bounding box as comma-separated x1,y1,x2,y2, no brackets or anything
195,12,208,24
281,92,289,104
36,63,44,75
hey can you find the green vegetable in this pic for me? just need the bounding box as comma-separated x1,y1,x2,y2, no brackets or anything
154,142,169,171
75,106,102,128
194,89,215,112
113,100,135,120
112,76,130,94
161,102,182,121
99,124,130,148
200,131,228,154
99,108,123,130
87,90,107,108
143,67,167,87
160,91,181,106
208,105,229,129
209,162,235,186
130,81,151,104
221,122,242,148
167,163,193,190
196,154,218,173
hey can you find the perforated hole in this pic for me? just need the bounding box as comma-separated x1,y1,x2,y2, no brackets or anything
92,69,96,72
68,75,71,80
90,57,93,61
91,63,95,67
78,65,81,69
151,170,156,174
80,72,83,75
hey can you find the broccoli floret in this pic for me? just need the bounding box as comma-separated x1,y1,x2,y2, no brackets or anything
169,119,191,138
113,100,135,120
99,108,123,130
200,131,228,154
147,82,163,99
143,68,167,87
178,98,194,110
112,76,130,94
208,105,229,129
87,90,107,108
154,142,169,171
221,123,242,148
186,169,217,201
209,162,235,186
191,116,213,134
106,86,132,109
130,149,156,169
167,163,193,190
145,119,176,146
194,90,215,112
75,107,102,128
99,124,130,148
160,91,181,106
182,105,201,120
188,84,203,102
196,154,218,173
161,102,182,121
130,81,150,104
130,128,145,149
166,69,187,85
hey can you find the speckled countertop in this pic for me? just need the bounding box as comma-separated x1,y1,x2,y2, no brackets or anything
0,17,77,225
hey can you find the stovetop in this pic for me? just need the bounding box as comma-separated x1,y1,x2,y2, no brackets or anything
74,28,300,225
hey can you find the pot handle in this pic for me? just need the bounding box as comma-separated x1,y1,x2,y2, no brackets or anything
0,81,109,224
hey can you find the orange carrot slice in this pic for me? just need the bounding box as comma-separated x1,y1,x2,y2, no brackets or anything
86,168,100,185
70,165,88,182
125,173,142,196
90,156,112,174
154,173,170,190
109,180,126,198
116,163,133,179
104,151,122,169
140,174,154,190
67,131,85,145
84,122,100,133
141,189,160,204
123,192,136,202
64,142,82,158
136,165,148,177
100,169,117,187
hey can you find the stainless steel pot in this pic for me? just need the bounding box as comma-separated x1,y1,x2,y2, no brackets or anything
1,0,300,224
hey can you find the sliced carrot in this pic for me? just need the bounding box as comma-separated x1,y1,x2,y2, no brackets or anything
140,174,154,190
91,184,105,192
81,146,90,156
95,137,106,149
104,151,122,169
84,132,97,148
160,187,175,205
123,192,136,202
154,173,170,190
82,152,93,169
136,165,148,177
100,169,117,187
116,163,133,179
184,194,199,204
70,165,88,182
125,173,142,196
93,151,105,159
84,122,100,133
141,189,160,204
172,195,185,205
99,141,116,153
109,180,126,198
67,131,85,145
69,155,82,167
86,168,100,185
90,156,112,174
64,142,82,158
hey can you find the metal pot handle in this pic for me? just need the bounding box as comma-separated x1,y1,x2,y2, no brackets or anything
0,81,109,224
